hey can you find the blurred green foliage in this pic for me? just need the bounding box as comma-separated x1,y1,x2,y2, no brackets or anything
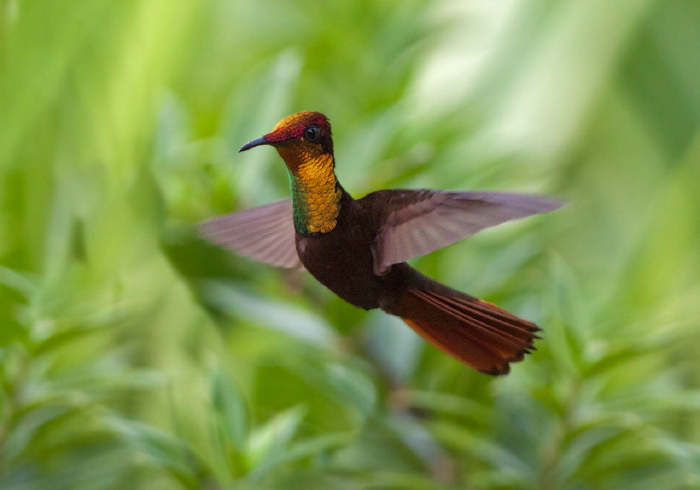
1,0,700,488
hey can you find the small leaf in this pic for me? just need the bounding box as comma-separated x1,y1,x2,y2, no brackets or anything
246,405,306,480
210,366,249,452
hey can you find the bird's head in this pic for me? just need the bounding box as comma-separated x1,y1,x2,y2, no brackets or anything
239,111,334,172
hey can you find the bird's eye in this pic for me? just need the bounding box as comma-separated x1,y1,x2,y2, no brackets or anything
304,125,321,143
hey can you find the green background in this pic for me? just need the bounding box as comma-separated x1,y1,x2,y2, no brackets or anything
1,0,700,488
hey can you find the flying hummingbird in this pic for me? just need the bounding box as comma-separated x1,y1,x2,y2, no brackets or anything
202,112,562,375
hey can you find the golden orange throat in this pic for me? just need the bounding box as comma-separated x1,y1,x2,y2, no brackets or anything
281,151,341,234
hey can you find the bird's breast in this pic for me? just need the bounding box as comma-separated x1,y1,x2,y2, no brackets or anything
295,225,383,310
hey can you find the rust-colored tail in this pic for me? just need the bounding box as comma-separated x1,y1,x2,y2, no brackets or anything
394,288,540,375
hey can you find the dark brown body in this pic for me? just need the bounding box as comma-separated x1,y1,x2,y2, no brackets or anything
297,189,434,312
297,189,385,310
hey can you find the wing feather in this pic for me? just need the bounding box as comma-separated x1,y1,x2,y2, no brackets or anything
199,199,302,269
364,190,563,274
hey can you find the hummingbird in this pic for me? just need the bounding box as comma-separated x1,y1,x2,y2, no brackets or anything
202,112,562,375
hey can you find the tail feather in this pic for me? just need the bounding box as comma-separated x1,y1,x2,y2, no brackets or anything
410,290,526,354
397,289,540,375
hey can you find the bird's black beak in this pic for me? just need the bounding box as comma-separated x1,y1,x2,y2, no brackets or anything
239,136,270,153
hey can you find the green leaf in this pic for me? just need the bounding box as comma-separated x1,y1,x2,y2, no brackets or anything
246,405,306,480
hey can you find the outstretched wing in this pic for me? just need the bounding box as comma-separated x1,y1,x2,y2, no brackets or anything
199,199,302,269
364,190,563,275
